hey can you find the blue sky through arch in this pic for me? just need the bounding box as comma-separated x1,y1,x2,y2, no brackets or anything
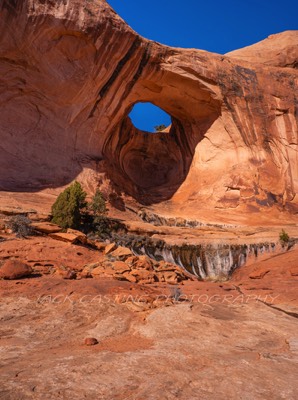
129,103,171,132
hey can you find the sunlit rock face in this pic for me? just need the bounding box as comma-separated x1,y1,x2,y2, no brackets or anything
0,1,297,213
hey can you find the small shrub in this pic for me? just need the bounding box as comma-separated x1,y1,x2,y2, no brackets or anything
93,217,123,239
89,189,107,222
51,181,87,229
279,229,290,243
7,215,33,238
93,216,111,238
154,124,166,132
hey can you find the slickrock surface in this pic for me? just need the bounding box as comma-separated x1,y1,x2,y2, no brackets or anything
0,1,297,218
0,272,297,400
227,30,298,67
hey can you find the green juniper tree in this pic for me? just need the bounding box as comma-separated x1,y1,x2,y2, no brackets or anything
89,188,113,238
89,188,107,223
51,181,87,229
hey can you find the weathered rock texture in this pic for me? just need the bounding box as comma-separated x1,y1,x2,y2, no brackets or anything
0,278,298,400
0,1,297,214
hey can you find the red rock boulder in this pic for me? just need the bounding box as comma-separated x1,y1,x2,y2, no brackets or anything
0,260,33,280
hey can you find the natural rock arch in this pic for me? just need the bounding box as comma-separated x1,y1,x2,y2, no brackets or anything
0,0,297,214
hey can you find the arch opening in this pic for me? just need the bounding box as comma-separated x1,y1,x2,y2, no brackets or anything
103,95,221,205
128,102,171,132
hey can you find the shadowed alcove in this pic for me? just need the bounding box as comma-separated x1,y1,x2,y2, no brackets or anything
103,99,220,205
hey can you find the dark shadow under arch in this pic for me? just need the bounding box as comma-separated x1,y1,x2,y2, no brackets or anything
103,100,220,205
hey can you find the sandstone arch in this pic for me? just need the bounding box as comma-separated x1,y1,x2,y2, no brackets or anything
0,0,297,214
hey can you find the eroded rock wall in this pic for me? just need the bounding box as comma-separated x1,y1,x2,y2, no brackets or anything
0,0,297,214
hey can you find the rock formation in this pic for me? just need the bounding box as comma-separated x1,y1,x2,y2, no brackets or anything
0,259,32,279
0,0,297,216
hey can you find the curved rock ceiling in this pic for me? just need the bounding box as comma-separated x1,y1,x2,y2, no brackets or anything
0,0,297,212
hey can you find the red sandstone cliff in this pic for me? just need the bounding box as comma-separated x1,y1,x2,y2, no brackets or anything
0,0,297,215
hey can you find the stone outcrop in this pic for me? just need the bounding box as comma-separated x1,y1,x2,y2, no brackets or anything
31,222,62,234
0,1,297,216
0,235,100,275
49,229,87,244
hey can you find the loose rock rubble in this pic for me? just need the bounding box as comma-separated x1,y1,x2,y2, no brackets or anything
82,245,191,285
0,220,191,285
